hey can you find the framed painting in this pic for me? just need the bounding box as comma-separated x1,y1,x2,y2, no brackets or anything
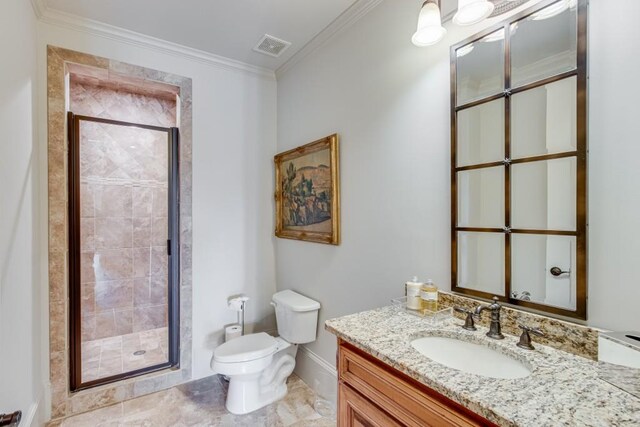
274,134,340,245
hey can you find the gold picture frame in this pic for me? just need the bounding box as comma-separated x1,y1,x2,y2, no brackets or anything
274,134,340,245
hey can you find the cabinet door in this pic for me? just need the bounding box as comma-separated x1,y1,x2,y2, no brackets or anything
338,382,403,427
338,340,496,427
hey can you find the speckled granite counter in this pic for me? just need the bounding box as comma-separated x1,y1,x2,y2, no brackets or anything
326,306,640,427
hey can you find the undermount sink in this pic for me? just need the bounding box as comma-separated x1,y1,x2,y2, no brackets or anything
411,336,531,379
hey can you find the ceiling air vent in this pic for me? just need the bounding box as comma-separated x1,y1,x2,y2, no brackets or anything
253,34,291,58
488,0,529,17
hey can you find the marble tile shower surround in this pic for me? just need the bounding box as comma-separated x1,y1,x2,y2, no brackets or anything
69,78,177,128
47,46,193,422
67,62,180,102
439,291,601,360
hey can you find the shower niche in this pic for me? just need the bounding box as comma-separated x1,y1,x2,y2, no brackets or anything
67,72,180,390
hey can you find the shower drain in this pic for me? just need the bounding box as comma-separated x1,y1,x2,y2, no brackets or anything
133,350,146,356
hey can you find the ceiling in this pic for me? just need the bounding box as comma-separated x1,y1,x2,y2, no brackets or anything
43,0,359,71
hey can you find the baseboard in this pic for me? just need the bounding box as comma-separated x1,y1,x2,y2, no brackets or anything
41,381,51,425
22,400,40,427
294,345,337,405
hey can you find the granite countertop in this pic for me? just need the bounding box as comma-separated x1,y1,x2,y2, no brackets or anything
325,306,640,427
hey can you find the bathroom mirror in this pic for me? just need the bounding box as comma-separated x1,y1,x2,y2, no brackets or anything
456,29,505,106
510,0,577,87
457,98,504,167
451,0,587,319
457,232,505,296
457,167,505,228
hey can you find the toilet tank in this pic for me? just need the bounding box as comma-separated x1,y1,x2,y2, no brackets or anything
272,290,321,344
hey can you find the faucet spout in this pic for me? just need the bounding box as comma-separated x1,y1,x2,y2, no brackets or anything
474,296,505,340
473,305,487,316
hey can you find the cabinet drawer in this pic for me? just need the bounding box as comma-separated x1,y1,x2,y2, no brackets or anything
339,382,404,427
339,341,493,427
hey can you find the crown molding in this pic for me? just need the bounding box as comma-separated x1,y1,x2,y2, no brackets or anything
30,0,46,19
275,0,384,79
34,2,276,80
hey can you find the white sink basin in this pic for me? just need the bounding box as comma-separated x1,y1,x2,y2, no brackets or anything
411,336,531,379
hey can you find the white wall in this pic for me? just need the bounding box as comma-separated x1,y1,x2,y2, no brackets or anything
37,22,278,381
588,0,640,331
276,0,453,369
276,0,640,380
0,0,43,425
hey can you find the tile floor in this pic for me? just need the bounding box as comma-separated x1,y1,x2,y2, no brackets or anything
51,374,336,427
82,327,168,382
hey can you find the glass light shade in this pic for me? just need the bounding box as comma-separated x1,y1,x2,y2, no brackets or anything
412,1,447,46
453,0,495,26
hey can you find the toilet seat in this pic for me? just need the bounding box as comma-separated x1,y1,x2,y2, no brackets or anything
214,332,278,363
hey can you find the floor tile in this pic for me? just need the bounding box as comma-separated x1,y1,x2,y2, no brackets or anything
58,374,336,427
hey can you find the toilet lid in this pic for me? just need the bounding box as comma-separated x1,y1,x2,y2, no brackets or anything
214,332,278,363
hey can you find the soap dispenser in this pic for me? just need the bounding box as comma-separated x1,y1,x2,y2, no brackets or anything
405,276,423,310
421,279,438,312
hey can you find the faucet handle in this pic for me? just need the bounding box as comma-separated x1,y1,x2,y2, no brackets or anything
519,324,543,336
517,324,544,350
454,307,478,331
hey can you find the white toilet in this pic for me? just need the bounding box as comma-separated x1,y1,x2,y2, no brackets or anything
211,290,321,415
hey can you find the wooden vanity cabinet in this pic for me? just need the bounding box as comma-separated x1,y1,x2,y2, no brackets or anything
337,339,497,427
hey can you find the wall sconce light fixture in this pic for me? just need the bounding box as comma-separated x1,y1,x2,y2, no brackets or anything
412,0,447,46
412,0,538,47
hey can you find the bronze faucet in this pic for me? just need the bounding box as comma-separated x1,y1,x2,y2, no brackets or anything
474,296,505,340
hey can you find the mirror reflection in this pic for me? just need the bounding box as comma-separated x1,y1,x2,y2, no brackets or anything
456,29,504,105
457,232,504,296
511,234,576,310
511,157,576,231
458,167,504,228
457,99,504,167
511,0,577,87
511,76,577,159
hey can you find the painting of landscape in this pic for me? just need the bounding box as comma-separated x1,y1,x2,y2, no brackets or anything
281,149,332,233
274,134,340,245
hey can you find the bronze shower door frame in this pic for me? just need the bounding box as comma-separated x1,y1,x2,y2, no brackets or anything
67,113,181,391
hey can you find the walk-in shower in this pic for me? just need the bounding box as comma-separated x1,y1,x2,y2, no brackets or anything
67,74,180,390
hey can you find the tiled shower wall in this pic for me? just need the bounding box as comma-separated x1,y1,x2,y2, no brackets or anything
70,78,176,341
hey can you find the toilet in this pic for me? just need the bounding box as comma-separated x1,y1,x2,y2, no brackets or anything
211,290,321,415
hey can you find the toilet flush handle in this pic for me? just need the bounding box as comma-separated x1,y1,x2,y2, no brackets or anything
270,302,276,308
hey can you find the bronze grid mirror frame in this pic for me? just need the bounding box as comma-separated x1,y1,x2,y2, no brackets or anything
450,0,588,319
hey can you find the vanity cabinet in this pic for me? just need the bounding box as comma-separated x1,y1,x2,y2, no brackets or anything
337,340,496,427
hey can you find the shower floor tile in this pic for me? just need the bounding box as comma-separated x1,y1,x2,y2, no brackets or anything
51,374,336,427
82,327,168,382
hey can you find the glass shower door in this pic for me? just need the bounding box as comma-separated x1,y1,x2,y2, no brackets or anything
68,113,180,390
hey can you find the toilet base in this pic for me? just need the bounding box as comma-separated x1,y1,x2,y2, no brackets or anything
226,373,289,415
225,346,297,415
